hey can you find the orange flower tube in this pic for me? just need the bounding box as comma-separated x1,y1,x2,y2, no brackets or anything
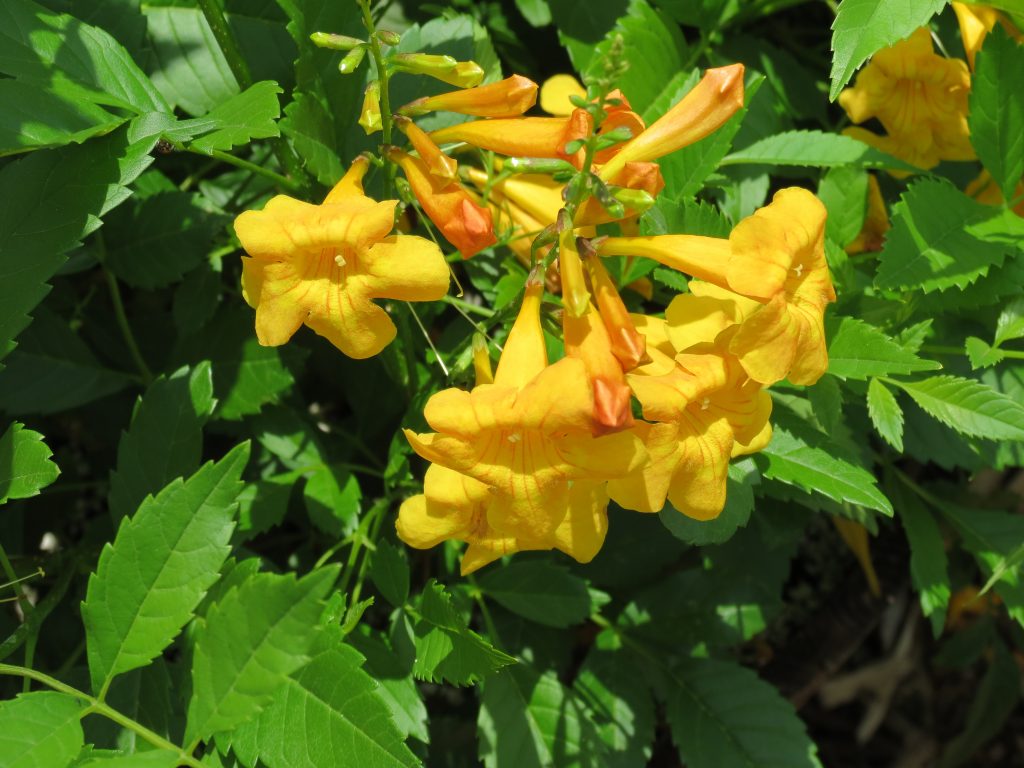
400,75,538,117
429,109,593,167
394,116,457,181
598,64,745,182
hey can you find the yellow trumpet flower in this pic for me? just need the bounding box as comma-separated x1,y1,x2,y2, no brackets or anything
235,158,449,359
400,74,538,117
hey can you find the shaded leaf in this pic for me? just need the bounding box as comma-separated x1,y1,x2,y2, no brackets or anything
0,422,60,503
478,561,594,628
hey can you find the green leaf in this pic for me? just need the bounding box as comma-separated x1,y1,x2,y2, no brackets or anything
939,640,1020,768
0,130,155,362
478,664,607,768
412,580,516,686
965,337,1006,370
549,0,631,72
968,24,1024,201
643,197,732,238
346,628,429,744
889,375,1024,440
0,0,168,113
760,425,893,515
107,364,216,522
0,692,85,768
867,378,904,451
188,81,283,154
370,540,410,607
516,0,552,26
177,305,297,421
828,0,947,101
103,192,226,289
279,92,345,186
74,750,182,767
228,628,419,768
722,129,918,171
185,566,338,744
807,374,844,434
892,481,949,635
0,308,132,414
818,165,868,247
660,75,759,200
478,561,594,628
83,442,250,694
981,541,1024,597
303,465,361,537
0,80,124,156
995,297,1024,347
0,423,60,503
827,316,941,380
659,459,757,545
573,650,655,767
876,180,1011,293
664,657,822,768
142,6,240,116
581,0,687,116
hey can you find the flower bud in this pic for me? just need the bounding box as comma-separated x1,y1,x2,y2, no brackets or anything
309,32,364,50
338,45,367,74
359,81,382,134
376,29,401,46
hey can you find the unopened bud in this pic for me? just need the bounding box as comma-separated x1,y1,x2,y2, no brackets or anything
563,138,585,156
359,81,382,134
310,32,364,50
338,45,367,74
613,188,656,215
376,29,401,46
504,157,577,175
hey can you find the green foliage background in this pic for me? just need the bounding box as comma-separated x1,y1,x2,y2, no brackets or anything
1,0,1024,766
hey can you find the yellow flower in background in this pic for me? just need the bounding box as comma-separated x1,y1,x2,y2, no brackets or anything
608,346,772,519
539,74,587,115
953,1,1022,69
838,28,973,169
846,175,891,254
404,282,646,547
966,169,1024,216
598,187,835,385
400,74,538,117
235,158,450,359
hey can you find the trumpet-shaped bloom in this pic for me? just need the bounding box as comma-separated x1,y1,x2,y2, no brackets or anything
397,464,613,574
401,75,538,117
564,301,635,435
838,28,973,169
404,283,646,544
388,147,496,258
608,349,771,519
429,109,594,167
598,64,745,182
599,187,835,385
586,256,648,371
395,116,457,181
235,161,450,359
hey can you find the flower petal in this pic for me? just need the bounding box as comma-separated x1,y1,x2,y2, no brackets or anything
552,481,610,563
361,235,450,302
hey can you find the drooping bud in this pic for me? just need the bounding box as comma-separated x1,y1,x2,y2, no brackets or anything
359,81,382,134
472,334,494,386
558,222,590,319
394,115,458,181
586,255,647,371
338,44,367,74
392,54,485,88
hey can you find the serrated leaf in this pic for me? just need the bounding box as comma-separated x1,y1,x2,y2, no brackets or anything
818,165,868,247
650,267,690,291
412,580,516,686
889,375,1024,440
303,465,361,537
891,480,949,635
664,657,822,768
994,297,1024,347
228,628,419,768
969,25,1024,201
0,308,132,414
760,425,893,515
188,81,282,154
478,561,594,628
177,305,297,420
573,650,655,768
867,378,904,451
828,0,947,101
643,197,732,238
185,566,338,744
108,364,216,522
0,422,60,503
965,337,1006,370
722,129,917,171
279,92,344,186
0,130,155,362
808,374,844,434
659,460,757,546
478,664,607,768
827,316,941,380
0,0,168,113
0,79,124,156
370,540,410,607
75,749,182,767
103,192,226,289
876,179,1010,293
0,691,85,768
83,442,250,694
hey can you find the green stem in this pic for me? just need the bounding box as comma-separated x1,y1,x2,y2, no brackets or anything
441,295,495,318
336,498,390,598
102,266,154,386
197,0,252,88
349,504,388,607
466,576,501,644
0,663,204,768
359,0,397,194
188,147,302,192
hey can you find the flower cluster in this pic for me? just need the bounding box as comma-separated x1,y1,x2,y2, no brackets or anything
232,37,838,574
